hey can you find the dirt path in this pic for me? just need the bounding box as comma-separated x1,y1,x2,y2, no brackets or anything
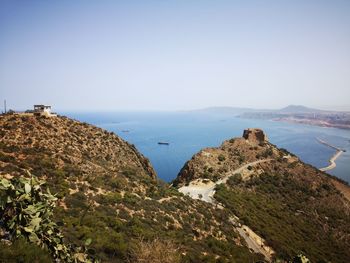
178,159,274,261
179,159,272,203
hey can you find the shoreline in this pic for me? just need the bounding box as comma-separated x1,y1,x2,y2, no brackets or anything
317,138,344,172
276,118,350,130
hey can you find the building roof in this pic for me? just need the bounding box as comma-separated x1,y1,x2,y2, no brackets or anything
34,105,51,108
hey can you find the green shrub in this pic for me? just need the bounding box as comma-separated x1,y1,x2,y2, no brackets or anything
0,238,52,263
227,174,242,186
218,154,226,162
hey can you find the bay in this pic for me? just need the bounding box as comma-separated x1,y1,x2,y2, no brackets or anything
64,111,350,183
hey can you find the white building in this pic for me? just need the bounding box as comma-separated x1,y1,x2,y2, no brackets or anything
33,105,56,117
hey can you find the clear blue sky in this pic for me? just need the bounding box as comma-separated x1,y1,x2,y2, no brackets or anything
1,0,350,111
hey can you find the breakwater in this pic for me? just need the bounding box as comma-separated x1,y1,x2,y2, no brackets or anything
317,138,344,172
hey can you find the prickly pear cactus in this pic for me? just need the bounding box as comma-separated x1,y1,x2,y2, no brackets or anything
0,173,94,262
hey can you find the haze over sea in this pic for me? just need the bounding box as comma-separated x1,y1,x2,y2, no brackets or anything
65,112,350,184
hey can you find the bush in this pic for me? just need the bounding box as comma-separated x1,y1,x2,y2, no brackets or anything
0,238,52,263
218,154,226,162
227,174,242,186
262,149,273,158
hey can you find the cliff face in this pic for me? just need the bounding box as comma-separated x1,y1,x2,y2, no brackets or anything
0,115,263,263
175,128,350,262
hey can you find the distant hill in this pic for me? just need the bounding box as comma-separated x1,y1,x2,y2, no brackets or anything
189,106,267,116
190,105,348,115
277,105,323,113
190,105,326,115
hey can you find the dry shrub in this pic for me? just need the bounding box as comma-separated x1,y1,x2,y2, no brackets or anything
128,237,180,263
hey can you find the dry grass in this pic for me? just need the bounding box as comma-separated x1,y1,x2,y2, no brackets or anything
128,237,180,263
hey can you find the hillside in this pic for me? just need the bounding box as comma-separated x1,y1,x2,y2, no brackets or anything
175,129,350,262
0,114,264,263
2,115,350,262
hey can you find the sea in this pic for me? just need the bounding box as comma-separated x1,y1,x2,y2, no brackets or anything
63,111,350,184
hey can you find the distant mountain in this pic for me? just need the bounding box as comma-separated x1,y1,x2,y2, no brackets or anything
190,105,326,115
189,106,266,116
191,105,349,116
277,105,323,113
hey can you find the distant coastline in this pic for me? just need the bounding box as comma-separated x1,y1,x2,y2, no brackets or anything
192,105,350,130
273,117,350,130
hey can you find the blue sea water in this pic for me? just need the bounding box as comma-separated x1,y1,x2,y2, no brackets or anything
63,111,350,184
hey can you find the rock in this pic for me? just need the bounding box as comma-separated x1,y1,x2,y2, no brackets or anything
242,128,268,144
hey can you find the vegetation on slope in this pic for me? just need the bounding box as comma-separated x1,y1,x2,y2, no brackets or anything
0,115,263,262
176,131,350,262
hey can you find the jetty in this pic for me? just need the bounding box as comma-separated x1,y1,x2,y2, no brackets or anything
316,138,344,172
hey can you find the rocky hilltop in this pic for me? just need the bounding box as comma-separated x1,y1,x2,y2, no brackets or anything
174,128,280,186
0,114,156,182
0,115,266,263
175,129,350,262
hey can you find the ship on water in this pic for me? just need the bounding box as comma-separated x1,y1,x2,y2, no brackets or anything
158,142,170,145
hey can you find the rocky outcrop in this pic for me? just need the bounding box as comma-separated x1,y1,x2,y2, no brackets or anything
242,128,268,144
174,129,277,186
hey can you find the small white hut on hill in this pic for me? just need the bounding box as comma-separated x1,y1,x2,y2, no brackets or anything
33,105,56,117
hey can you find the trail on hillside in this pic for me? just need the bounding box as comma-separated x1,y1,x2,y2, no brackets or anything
178,159,274,261
179,159,272,203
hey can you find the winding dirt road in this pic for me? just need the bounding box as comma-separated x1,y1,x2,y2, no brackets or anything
179,159,272,203
178,159,274,261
